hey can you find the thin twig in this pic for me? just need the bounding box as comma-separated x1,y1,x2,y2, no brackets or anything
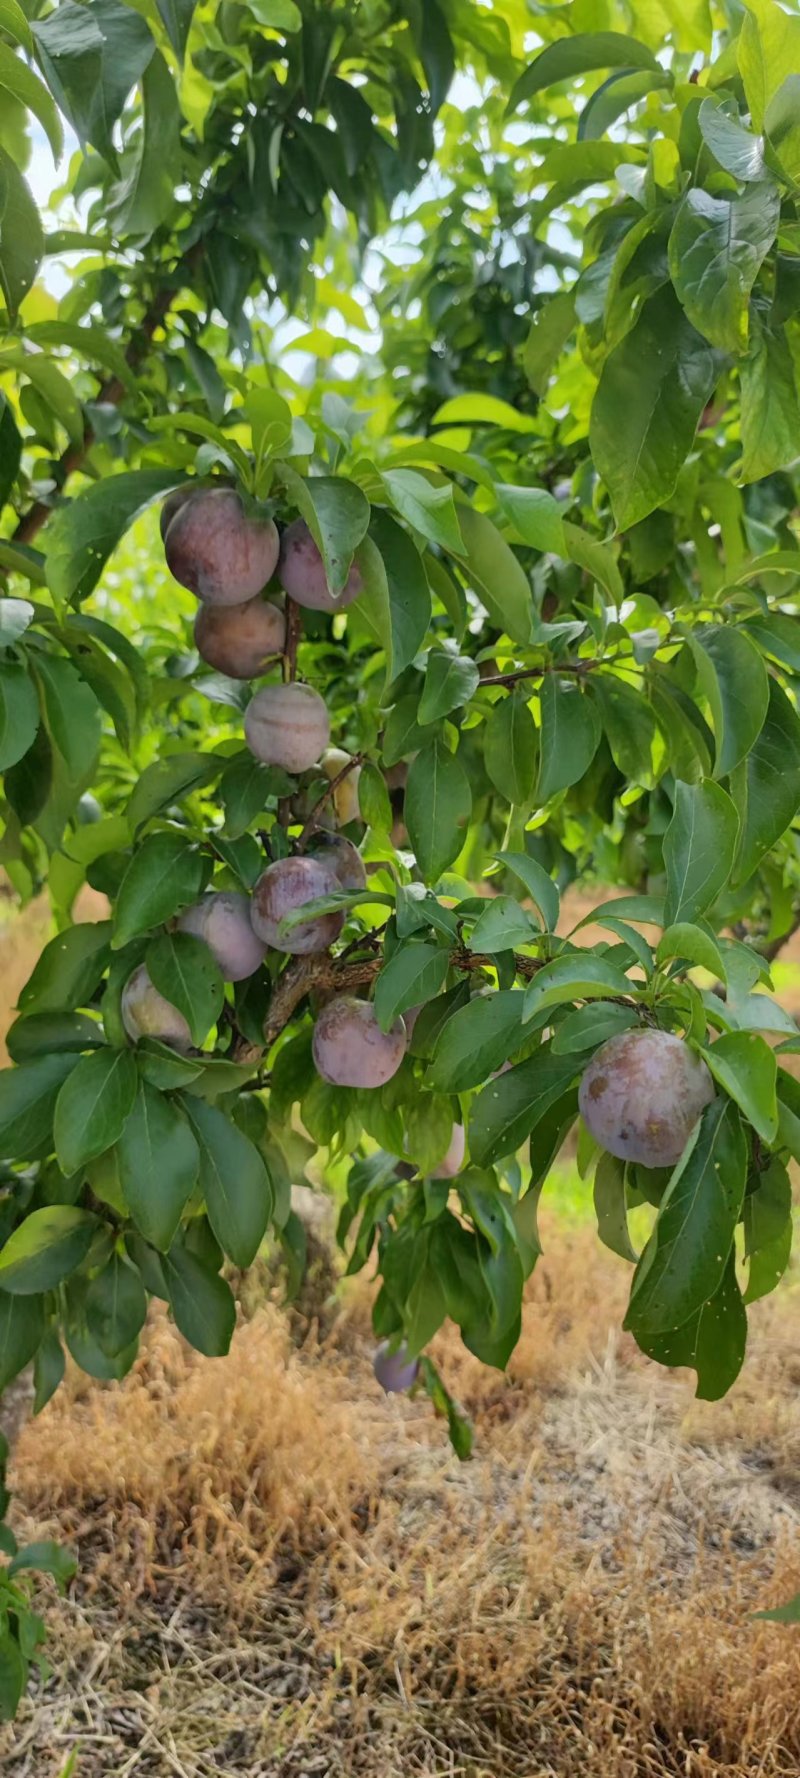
479,659,605,689
297,752,364,848
282,597,302,684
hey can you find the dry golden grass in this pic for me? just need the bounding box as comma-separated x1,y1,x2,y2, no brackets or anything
3,1220,800,1778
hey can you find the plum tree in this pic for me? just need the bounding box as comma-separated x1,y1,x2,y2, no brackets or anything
195,597,286,678
312,997,407,1087
244,682,330,772
321,749,362,825
164,489,280,605
177,892,266,981
278,519,362,612
121,965,192,1053
373,1341,419,1394
251,855,343,954
579,1031,716,1170
308,833,367,893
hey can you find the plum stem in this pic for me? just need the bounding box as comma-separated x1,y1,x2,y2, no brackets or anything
296,752,365,849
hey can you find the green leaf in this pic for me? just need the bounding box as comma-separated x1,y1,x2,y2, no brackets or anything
32,0,156,171
54,1046,138,1173
740,317,800,483
537,675,601,800
0,1054,79,1160
358,760,392,832
663,779,739,926
18,920,112,1014
113,831,207,948
552,1003,637,1054
493,852,560,933
0,41,63,161
495,483,566,556
698,98,768,181
524,291,576,395
469,1045,586,1169
744,1155,791,1258
507,31,658,114
468,898,538,953
6,1011,103,1062
155,0,195,59
432,393,536,433
0,0,32,51
690,625,769,779
0,1633,25,1722
731,679,800,885
117,1080,199,1250
278,465,369,593
428,990,524,1093
0,1290,44,1390
163,1243,236,1356
701,1031,778,1146
183,1097,271,1268
0,148,43,319
742,613,800,675
562,522,624,606
632,1253,747,1401
625,1098,746,1338
0,1205,98,1295
594,1151,638,1263
33,1324,65,1412
0,658,38,770
0,598,32,649
669,184,779,356
753,1593,800,1625
455,506,532,644
484,692,537,806
523,953,633,1021
590,288,719,530
85,1250,147,1356
108,50,180,237
9,1539,77,1586
579,66,672,140
656,923,725,980
126,751,220,832
34,653,102,784
146,932,224,1048
0,394,22,511
419,649,479,723
405,740,472,884
362,515,431,687
43,469,178,610
374,942,450,1034
738,0,800,132
381,469,463,554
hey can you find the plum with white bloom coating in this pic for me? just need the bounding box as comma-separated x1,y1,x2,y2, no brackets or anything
278,518,362,612
121,964,192,1053
308,832,367,894
312,996,407,1087
177,891,266,980
194,596,286,678
165,489,279,606
251,855,343,954
244,682,330,773
578,1028,715,1169
373,1340,419,1394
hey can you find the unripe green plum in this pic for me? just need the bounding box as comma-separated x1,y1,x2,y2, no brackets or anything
578,1028,715,1169
195,595,286,679
312,996,407,1088
433,1123,466,1179
308,832,366,894
177,891,266,981
278,519,362,612
373,1340,418,1393
251,855,343,954
121,963,192,1052
321,747,362,825
165,489,279,606
160,483,198,542
244,681,330,773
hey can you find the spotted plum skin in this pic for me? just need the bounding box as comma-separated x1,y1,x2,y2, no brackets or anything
244,682,330,773
278,519,362,613
433,1123,466,1179
121,963,192,1052
177,891,266,981
373,1340,419,1394
312,996,407,1088
195,597,286,678
578,1028,715,1169
165,489,280,606
308,832,366,894
251,855,343,954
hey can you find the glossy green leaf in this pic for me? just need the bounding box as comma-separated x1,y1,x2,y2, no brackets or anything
162,1243,236,1356
523,953,633,1021
382,468,464,554
508,31,658,114
278,464,369,592
663,779,739,926
455,506,532,644
669,184,779,355
552,1002,637,1054
85,1250,147,1356
698,97,768,181
34,653,102,785
112,831,208,948
108,50,180,236
373,942,450,1033
33,1323,65,1412
0,1290,44,1390
594,1151,637,1262
32,0,156,170
0,41,63,161
625,1098,746,1338
362,516,431,687
740,317,800,483
468,898,538,954
731,679,800,885
405,739,472,883
0,1053,78,1160
117,1081,199,1250
690,624,769,779
183,1096,272,1268
632,1254,747,1401
6,1010,103,1062
18,920,112,1014
419,649,479,723
469,1045,586,1169
495,484,566,555
54,1046,138,1173
0,658,38,771
524,291,576,394
0,148,43,319
656,923,725,980
428,990,524,1094
44,469,178,610
0,1205,98,1295
537,675,601,800
146,931,224,1047
701,1032,778,1146
493,852,560,933
484,692,537,806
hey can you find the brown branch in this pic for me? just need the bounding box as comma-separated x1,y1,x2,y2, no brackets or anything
297,751,364,848
479,659,604,689
11,243,204,548
282,596,302,683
